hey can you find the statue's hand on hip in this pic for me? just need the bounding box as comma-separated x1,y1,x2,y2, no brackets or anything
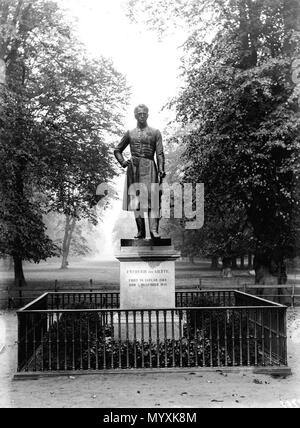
122,160,131,168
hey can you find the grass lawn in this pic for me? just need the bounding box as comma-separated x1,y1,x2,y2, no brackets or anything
1,256,299,308
0,257,254,308
0,257,254,287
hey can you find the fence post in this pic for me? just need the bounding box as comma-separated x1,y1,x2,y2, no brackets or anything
240,255,245,269
248,253,253,269
54,280,58,293
90,279,93,293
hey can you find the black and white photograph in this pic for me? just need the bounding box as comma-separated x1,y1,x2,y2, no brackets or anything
0,0,300,411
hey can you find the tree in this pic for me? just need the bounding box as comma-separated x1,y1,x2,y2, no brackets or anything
0,0,129,285
54,189,116,270
126,0,216,39
183,1,300,283
0,79,59,285
44,212,101,265
127,0,300,286
179,0,300,285
166,128,255,272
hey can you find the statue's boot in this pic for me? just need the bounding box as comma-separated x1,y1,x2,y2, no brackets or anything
134,217,146,239
149,217,160,240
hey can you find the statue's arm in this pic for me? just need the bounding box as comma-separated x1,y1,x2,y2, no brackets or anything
155,130,166,178
114,131,130,168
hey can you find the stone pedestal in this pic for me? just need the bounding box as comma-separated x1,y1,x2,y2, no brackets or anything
114,239,181,340
116,239,180,310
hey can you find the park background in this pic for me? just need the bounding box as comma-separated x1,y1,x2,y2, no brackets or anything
1,0,300,409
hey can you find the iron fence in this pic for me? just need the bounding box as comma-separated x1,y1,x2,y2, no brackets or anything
16,290,288,373
5,280,300,310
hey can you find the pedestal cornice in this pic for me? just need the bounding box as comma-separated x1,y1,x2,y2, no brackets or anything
116,240,181,262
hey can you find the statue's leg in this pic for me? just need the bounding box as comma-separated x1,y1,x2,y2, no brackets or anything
134,211,146,239
148,210,160,240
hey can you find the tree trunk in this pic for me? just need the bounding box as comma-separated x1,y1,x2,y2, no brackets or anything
240,255,245,269
278,260,287,286
60,215,76,269
189,256,195,265
61,253,69,270
238,0,258,69
248,253,253,269
211,256,219,270
221,257,233,278
8,256,14,271
13,255,26,287
238,0,250,69
60,215,70,269
3,256,13,271
231,257,238,269
253,254,287,302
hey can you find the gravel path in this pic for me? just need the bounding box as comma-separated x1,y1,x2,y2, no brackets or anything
0,309,300,408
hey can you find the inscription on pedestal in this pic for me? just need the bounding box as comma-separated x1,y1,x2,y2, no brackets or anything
120,261,175,309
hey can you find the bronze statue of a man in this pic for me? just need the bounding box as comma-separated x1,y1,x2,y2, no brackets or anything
114,105,166,240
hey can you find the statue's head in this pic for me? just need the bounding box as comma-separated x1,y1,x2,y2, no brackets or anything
134,104,149,126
